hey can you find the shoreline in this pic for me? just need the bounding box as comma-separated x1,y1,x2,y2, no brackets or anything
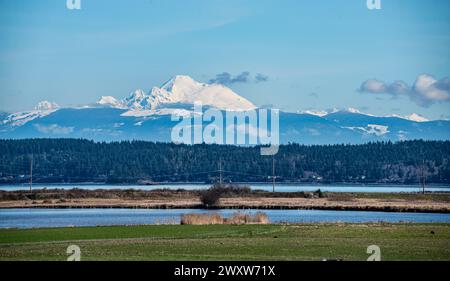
2,189,450,214
1,204,449,214
2,197,450,214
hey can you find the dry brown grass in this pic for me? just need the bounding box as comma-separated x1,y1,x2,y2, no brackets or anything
225,212,269,225
180,212,269,225
180,213,224,225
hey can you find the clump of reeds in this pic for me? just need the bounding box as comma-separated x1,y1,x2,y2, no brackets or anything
225,212,269,225
180,212,269,225
180,213,224,225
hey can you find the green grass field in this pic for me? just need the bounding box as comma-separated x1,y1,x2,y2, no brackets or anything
1,223,450,261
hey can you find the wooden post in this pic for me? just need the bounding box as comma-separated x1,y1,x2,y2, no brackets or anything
422,159,426,194
29,154,33,192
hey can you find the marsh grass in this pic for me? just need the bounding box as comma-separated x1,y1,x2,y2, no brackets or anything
180,212,269,225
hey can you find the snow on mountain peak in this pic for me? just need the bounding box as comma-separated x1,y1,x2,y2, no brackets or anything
161,75,204,93
128,89,147,99
345,107,369,115
299,110,328,117
97,96,125,108
387,113,429,122
334,107,375,116
155,75,257,111
35,101,59,111
124,89,147,104
3,101,60,127
336,108,429,122
405,113,429,122
123,89,148,110
103,75,256,116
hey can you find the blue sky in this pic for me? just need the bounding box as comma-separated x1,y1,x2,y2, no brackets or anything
1,0,449,119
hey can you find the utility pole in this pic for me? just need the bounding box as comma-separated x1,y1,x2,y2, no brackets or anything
272,156,275,193
29,154,33,192
219,157,223,185
421,159,426,194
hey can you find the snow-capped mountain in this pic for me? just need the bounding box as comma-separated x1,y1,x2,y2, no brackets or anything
98,75,256,116
1,75,449,144
297,110,329,117
1,101,59,127
303,108,430,123
97,96,126,109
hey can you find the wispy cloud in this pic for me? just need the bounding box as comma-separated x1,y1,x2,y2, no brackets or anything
209,72,269,85
209,72,250,85
255,73,269,83
34,124,74,135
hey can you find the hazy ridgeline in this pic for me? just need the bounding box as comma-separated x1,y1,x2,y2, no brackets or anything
0,139,449,184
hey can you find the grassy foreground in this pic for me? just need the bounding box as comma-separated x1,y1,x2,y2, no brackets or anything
0,223,450,261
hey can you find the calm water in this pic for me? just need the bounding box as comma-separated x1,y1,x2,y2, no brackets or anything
1,183,450,193
1,208,450,229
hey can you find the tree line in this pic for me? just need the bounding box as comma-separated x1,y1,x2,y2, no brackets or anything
0,139,449,184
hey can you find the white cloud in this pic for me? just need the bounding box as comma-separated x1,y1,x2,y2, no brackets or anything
412,75,450,106
34,124,74,135
359,79,386,93
359,74,450,107
387,80,410,95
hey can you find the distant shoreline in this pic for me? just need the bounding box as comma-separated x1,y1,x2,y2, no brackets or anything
1,203,449,214
1,182,450,186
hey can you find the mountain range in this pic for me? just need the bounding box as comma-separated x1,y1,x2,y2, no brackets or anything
1,75,450,144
